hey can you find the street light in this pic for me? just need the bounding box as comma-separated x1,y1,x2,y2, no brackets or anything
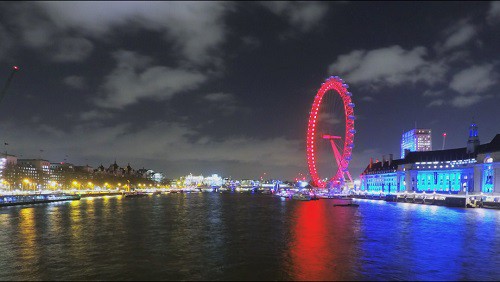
87,181,94,191
23,178,30,193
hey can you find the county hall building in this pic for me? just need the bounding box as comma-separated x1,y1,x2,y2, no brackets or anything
359,123,499,195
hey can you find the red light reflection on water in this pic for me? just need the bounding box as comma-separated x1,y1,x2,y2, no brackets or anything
287,200,358,281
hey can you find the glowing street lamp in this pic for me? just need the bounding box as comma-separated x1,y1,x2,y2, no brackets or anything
23,178,30,192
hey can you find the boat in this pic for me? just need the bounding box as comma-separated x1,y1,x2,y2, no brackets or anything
292,193,311,201
0,194,80,207
262,189,272,195
332,198,358,207
124,192,148,198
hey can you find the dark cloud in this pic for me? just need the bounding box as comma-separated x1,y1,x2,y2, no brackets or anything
487,1,500,24
0,1,498,180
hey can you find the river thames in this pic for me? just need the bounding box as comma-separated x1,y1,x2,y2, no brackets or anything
0,193,499,281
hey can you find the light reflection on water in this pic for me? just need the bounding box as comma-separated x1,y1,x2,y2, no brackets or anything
0,194,498,281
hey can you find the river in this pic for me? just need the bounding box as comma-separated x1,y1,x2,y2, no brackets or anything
0,193,498,281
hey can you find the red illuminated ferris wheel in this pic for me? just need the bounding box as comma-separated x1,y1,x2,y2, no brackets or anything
306,76,355,189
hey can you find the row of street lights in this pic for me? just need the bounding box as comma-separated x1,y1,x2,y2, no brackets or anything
0,178,161,192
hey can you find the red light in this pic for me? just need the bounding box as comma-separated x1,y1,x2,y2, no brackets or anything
12,66,19,71
443,133,447,136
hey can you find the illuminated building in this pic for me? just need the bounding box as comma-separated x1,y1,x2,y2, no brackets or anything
361,123,499,195
17,159,51,190
401,128,432,158
184,173,204,187
203,174,222,187
0,153,17,190
50,162,75,186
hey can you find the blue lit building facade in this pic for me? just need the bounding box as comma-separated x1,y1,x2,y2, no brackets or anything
401,129,432,158
360,126,500,195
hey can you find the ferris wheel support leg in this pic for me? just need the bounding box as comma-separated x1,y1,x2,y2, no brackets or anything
346,171,353,183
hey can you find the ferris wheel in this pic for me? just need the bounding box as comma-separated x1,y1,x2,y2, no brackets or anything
306,76,355,189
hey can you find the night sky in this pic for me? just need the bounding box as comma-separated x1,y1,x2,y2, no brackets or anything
0,1,499,180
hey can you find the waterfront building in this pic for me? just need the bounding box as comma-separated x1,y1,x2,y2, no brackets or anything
17,159,51,190
50,162,75,187
202,174,222,187
401,128,432,158
184,173,204,187
361,123,499,195
0,153,17,190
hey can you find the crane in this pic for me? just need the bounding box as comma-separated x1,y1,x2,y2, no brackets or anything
0,66,20,105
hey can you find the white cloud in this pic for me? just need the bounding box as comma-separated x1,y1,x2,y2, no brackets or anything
35,1,231,65
427,99,445,107
204,93,234,102
328,45,446,87
203,93,244,115
0,24,14,61
318,112,342,125
437,19,477,52
422,90,444,97
63,75,85,89
260,1,329,32
487,1,500,24
241,36,261,49
449,64,497,95
79,110,114,121
51,37,94,62
96,50,208,109
450,95,483,108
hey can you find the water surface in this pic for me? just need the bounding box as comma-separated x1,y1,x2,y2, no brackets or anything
0,193,498,281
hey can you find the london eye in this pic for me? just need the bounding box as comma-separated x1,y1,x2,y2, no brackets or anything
306,76,355,189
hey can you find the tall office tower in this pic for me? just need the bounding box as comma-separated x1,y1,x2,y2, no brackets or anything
401,128,432,158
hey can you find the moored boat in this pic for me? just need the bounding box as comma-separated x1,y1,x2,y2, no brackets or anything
292,193,311,201
124,192,148,198
332,198,358,207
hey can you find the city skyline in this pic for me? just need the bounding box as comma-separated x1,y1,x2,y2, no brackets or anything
0,2,499,180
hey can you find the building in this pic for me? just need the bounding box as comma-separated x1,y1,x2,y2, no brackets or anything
50,162,75,188
17,159,51,190
361,123,499,195
0,153,17,190
401,128,432,158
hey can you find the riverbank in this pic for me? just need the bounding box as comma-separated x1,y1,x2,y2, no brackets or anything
350,193,500,209
0,194,81,207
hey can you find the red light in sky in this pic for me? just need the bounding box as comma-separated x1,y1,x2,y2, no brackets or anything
12,66,19,71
